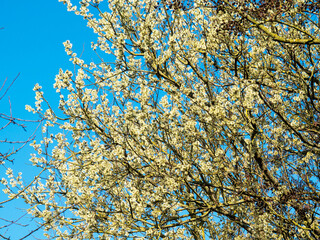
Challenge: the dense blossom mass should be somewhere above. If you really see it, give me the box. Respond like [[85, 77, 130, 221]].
[[2, 0, 320, 239]]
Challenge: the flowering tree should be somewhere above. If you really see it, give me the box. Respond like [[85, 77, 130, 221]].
[[3, 0, 320, 239]]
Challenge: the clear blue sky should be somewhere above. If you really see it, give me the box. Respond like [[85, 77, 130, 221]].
[[0, 1, 99, 238]]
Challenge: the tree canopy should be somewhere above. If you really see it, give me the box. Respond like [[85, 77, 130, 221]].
[[2, 0, 320, 239]]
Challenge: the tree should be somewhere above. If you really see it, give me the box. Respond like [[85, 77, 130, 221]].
[[3, 0, 320, 239]]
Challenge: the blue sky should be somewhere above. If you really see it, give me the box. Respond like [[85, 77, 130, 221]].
[[0, 1, 99, 238]]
